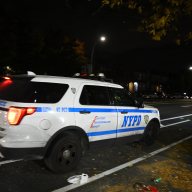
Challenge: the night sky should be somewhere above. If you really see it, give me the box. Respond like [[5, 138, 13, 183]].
[[0, 0, 192, 90]]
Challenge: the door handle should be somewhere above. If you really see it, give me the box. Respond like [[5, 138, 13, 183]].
[[121, 111, 128, 114], [79, 110, 91, 114]]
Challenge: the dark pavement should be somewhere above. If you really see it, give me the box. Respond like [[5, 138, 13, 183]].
[[71, 138, 192, 192]]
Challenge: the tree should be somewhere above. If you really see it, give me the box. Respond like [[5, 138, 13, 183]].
[[102, 0, 192, 44], [0, 14, 88, 76], [73, 39, 88, 73], [36, 31, 89, 76]]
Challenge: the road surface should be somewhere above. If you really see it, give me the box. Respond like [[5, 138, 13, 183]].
[[0, 100, 192, 192]]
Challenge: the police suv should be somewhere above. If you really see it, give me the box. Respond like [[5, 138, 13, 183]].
[[0, 74, 160, 172]]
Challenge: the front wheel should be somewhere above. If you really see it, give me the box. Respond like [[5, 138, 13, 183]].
[[142, 121, 160, 145], [44, 133, 82, 173]]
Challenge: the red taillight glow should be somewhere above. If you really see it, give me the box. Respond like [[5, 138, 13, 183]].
[[0, 77, 12, 91], [8, 107, 36, 125], [26, 107, 36, 115]]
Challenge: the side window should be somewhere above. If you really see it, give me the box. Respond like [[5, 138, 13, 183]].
[[111, 88, 135, 107], [80, 85, 111, 106]]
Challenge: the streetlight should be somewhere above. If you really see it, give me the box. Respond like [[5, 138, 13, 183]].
[[90, 35, 106, 73], [100, 36, 106, 42], [189, 66, 192, 70]]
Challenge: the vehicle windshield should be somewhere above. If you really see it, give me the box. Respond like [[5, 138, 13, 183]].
[[0, 77, 68, 103]]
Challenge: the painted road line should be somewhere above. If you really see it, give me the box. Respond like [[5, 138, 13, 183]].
[[161, 113, 192, 122], [161, 119, 191, 128], [181, 105, 192, 108], [0, 152, 4, 158], [0, 159, 22, 166], [52, 135, 192, 192]]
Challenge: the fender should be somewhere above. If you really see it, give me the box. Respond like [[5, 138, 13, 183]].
[[144, 118, 160, 132], [44, 126, 89, 156]]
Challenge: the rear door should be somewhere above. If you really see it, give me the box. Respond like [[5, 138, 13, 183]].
[[74, 84, 118, 142]]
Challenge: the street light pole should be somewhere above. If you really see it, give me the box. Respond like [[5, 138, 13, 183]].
[[90, 36, 106, 74], [90, 41, 97, 74]]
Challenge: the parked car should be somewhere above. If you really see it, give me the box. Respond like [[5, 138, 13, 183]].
[[0, 74, 161, 173]]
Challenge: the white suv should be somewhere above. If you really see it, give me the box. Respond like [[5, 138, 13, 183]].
[[0, 75, 160, 172]]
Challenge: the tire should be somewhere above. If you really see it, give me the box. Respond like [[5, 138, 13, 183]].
[[142, 121, 160, 145], [44, 133, 82, 173]]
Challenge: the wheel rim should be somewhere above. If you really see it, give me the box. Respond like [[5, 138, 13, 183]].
[[63, 149, 71, 159], [57, 144, 77, 166], [148, 126, 154, 137], [146, 123, 158, 139]]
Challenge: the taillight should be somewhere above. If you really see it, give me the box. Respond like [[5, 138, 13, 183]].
[[8, 107, 36, 125], [0, 77, 12, 91], [26, 107, 36, 115]]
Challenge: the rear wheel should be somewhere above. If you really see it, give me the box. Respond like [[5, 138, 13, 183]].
[[44, 133, 82, 173], [143, 121, 160, 145]]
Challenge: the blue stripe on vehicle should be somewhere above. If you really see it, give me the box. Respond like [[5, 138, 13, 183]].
[[87, 129, 117, 136], [0, 101, 7, 107], [117, 109, 157, 113], [117, 127, 145, 133], [87, 127, 145, 136], [35, 107, 157, 114], [68, 108, 157, 113], [68, 108, 117, 113], [36, 107, 52, 112]]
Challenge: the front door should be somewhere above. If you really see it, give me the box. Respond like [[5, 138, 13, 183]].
[[110, 88, 146, 138]]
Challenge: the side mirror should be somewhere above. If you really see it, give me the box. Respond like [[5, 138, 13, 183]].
[[135, 98, 144, 108]]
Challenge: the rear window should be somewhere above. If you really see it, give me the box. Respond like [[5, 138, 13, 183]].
[[0, 77, 69, 103]]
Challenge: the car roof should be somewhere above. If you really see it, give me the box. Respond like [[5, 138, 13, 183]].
[[11, 75, 123, 88]]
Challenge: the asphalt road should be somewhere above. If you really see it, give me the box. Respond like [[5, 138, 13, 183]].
[[0, 100, 192, 192]]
